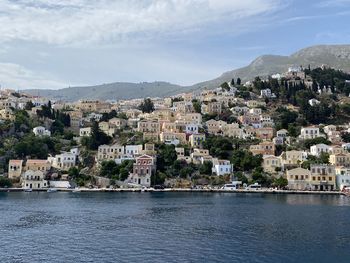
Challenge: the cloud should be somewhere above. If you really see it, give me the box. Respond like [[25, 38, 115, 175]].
[[0, 62, 69, 90], [317, 0, 350, 7], [0, 0, 282, 46]]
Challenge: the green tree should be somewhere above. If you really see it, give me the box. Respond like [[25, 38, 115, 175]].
[[203, 135, 233, 159], [68, 167, 80, 178], [139, 98, 155, 113], [179, 166, 194, 179], [234, 171, 248, 184], [119, 160, 134, 181], [273, 177, 288, 189], [14, 135, 60, 159], [231, 149, 262, 171], [81, 122, 112, 150], [0, 177, 12, 188], [24, 101, 34, 110], [156, 144, 177, 172], [275, 107, 298, 130], [199, 161, 213, 175], [100, 110, 118, 122], [100, 160, 120, 179], [151, 171, 166, 186], [51, 120, 65, 135], [192, 100, 202, 113], [220, 82, 230, 91], [341, 132, 350, 143], [14, 110, 31, 131], [251, 167, 271, 187]]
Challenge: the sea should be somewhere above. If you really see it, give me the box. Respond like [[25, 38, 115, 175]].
[[0, 192, 350, 263]]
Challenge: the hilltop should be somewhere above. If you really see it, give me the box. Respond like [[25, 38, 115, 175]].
[[23, 44, 350, 101]]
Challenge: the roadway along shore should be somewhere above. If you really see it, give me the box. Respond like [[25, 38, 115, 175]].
[[0, 188, 346, 195]]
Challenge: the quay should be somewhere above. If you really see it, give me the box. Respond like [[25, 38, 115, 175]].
[[0, 188, 345, 195]]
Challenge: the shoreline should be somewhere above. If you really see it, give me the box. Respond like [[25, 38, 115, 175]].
[[0, 188, 345, 196]]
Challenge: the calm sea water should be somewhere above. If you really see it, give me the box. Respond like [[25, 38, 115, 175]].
[[0, 192, 350, 263]]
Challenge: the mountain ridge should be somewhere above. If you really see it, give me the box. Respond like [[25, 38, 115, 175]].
[[23, 44, 350, 101]]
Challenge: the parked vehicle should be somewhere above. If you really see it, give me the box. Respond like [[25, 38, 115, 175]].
[[246, 183, 262, 190]]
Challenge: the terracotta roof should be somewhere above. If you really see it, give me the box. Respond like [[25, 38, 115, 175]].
[[26, 159, 49, 164], [9, 160, 23, 164]]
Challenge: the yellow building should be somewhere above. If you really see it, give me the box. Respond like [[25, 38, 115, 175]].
[[137, 120, 160, 133], [263, 155, 282, 174], [283, 150, 307, 167], [8, 160, 23, 179], [286, 167, 311, 190], [25, 160, 51, 174], [250, 141, 275, 156], [329, 153, 350, 167], [201, 101, 222, 115], [143, 132, 159, 142], [310, 164, 336, 191], [189, 134, 206, 148]]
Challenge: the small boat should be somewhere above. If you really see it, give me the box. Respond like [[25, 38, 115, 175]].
[[72, 188, 81, 193], [342, 186, 350, 196], [24, 188, 32, 192], [47, 188, 58, 193]]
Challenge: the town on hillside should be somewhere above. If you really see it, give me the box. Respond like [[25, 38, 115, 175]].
[[1, 65, 350, 193]]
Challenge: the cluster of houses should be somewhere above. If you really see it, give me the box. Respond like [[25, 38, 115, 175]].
[[8, 148, 78, 189], [1, 66, 350, 191]]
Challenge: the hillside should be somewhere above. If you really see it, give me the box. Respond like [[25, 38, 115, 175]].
[[191, 44, 350, 90], [23, 44, 350, 101], [24, 82, 191, 102]]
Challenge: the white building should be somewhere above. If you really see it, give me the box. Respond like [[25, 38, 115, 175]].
[[48, 149, 78, 170], [324, 125, 337, 135], [97, 144, 124, 161], [124, 145, 143, 158], [32, 98, 49, 107], [185, 123, 199, 135], [310, 144, 332, 156], [33, 126, 51, 137], [335, 167, 350, 190], [260, 88, 276, 98], [308, 98, 321, 106], [212, 158, 232, 176], [299, 126, 323, 140], [22, 170, 48, 189], [276, 129, 288, 138], [86, 112, 103, 122], [342, 143, 350, 151], [80, 127, 92, 137]]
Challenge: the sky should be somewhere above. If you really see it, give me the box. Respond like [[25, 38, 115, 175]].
[[0, 0, 349, 90]]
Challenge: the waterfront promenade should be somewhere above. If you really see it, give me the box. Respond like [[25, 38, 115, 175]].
[[0, 187, 345, 195]]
